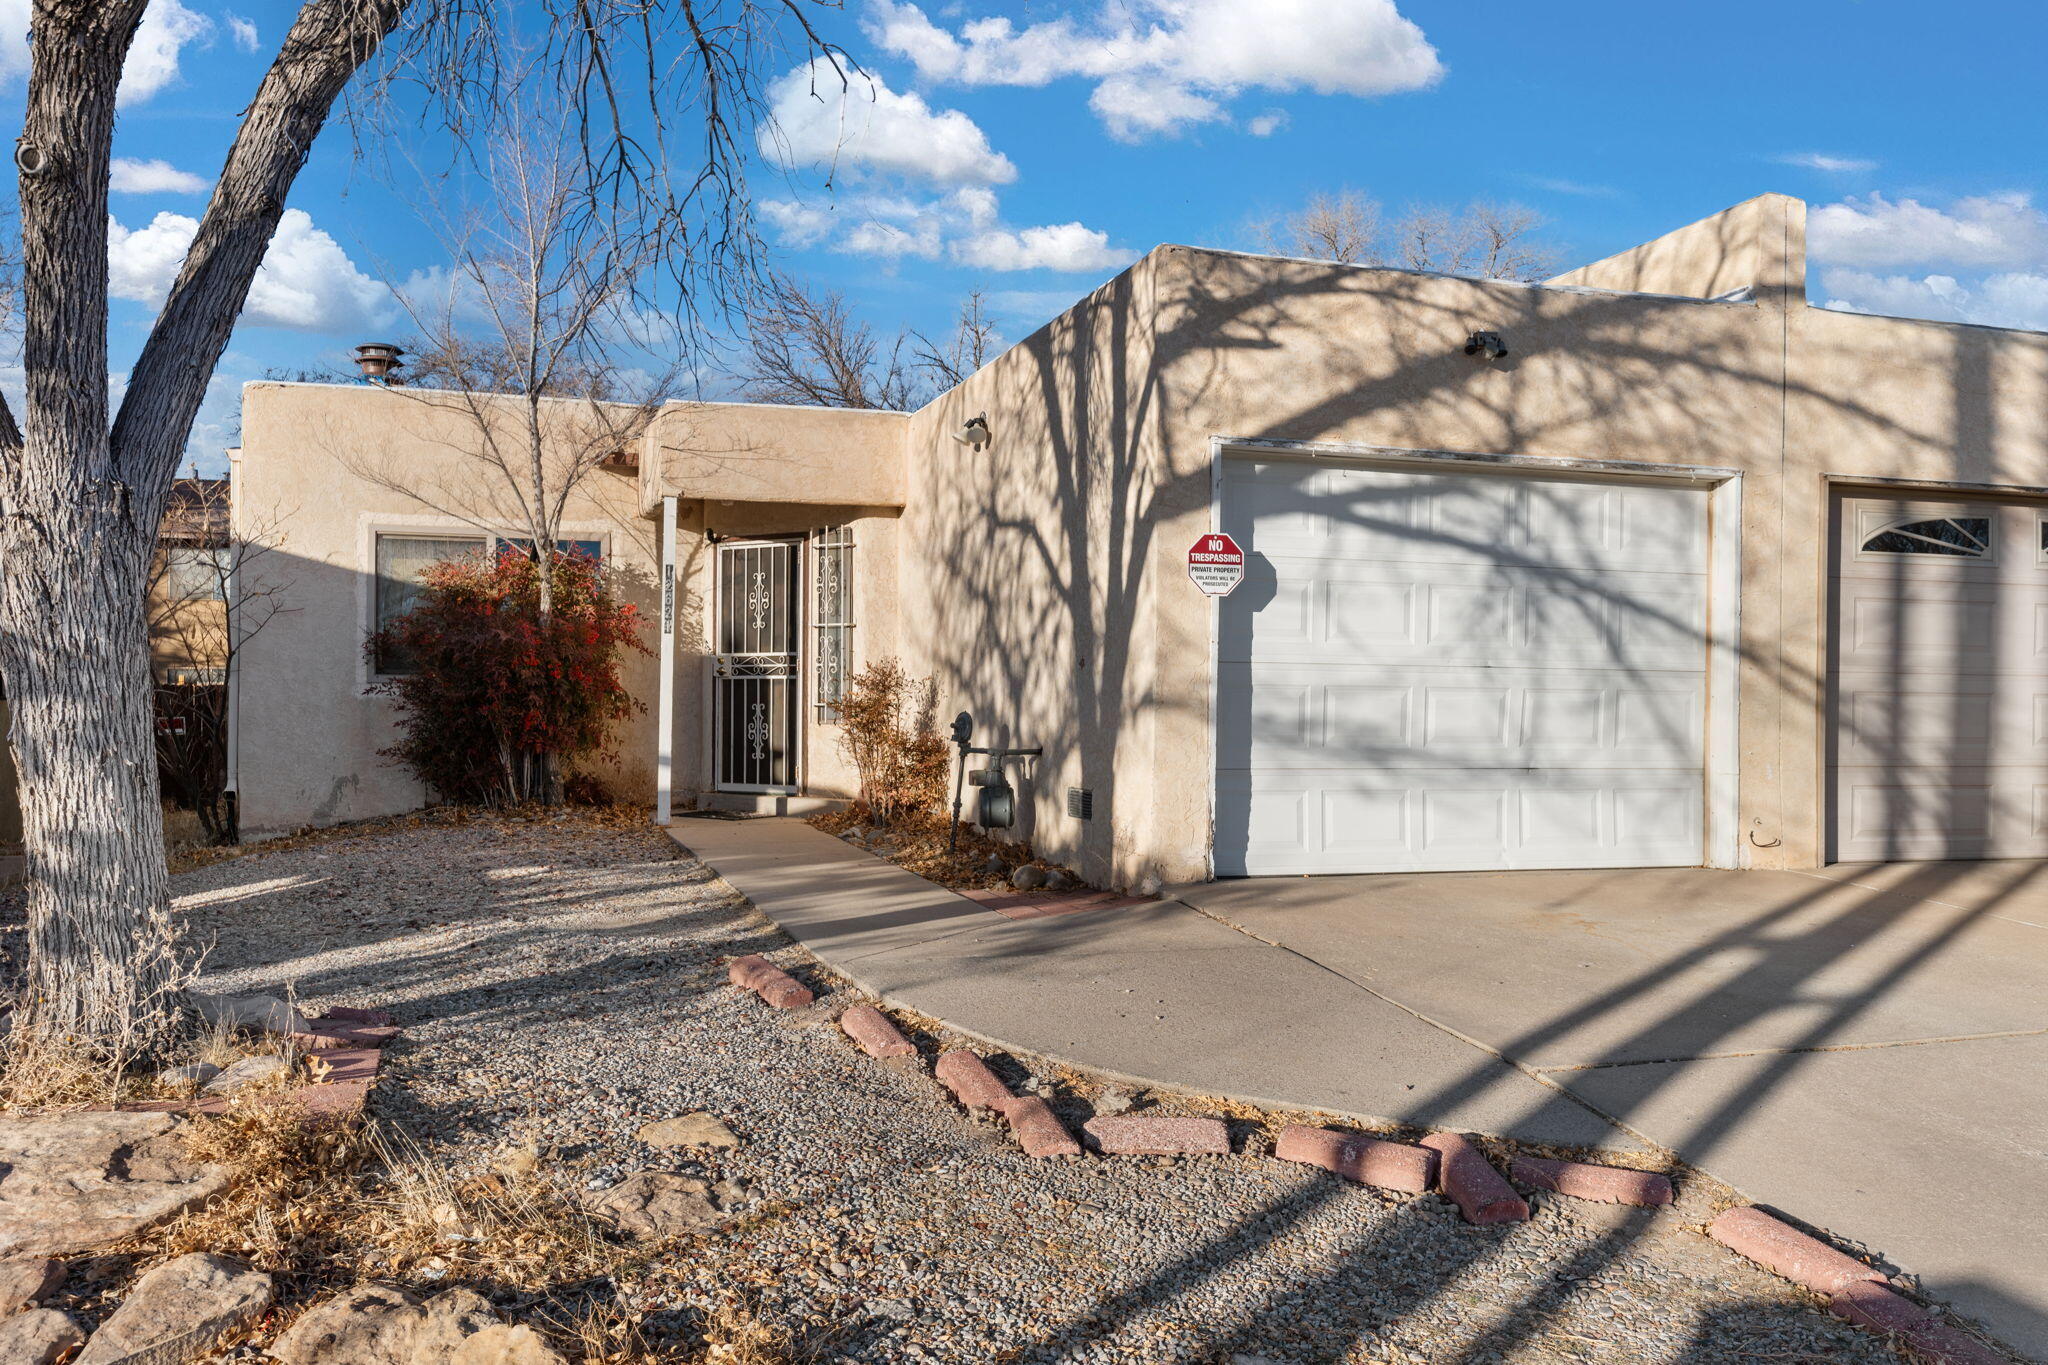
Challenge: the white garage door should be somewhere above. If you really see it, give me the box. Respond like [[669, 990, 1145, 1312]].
[[1830, 496, 2048, 862], [1214, 457, 1710, 876]]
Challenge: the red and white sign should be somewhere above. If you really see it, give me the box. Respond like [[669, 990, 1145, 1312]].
[[1187, 532, 1245, 596]]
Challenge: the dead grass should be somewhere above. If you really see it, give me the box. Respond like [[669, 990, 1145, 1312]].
[[807, 807, 1076, 893]]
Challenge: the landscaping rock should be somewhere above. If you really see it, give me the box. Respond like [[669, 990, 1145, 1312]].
[[155, 1062, 222, 1091], [189, 991, 309, 1037], [1418, 1132, 1529, 1226], [202, 1052, 290, 1095], [1275, 1125, 1437, 1194], [981, 854, 1005, 876], [0, 1308, 85, 1365], [1511, 1154, 1674, 1207], [268, 1284, 567, 1365], [1091, 1088, 1135, 1117], [838, 1005, 915, 1058], [1045, 868, 1077, 891], [1708, 1206, 1889, 1296], [1009, 864, 1047, 890], [934, 1050, 1012, 1111], [726, 955, 812, 1009], [0, 1112, 231, 1257], [580, 1172, 726, 1240], [0, 1257, 64, 1315], [76, 1252, 272, 1365], [636, 1114, 738, 1150], [1000, 1097, 1081, 1158], [1082, 1114, 1231, 1156]]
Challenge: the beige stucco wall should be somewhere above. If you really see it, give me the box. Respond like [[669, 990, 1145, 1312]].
[[645, 401, 908, 513], [234, 382, 660, 836], [231, 193, 2048, 883]]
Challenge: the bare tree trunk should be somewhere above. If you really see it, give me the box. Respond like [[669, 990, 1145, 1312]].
[[0, 0, 403, 1049], [0, 2, 175, 1048]]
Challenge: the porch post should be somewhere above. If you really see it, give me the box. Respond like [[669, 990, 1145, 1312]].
[[655, 494, 678, 825]]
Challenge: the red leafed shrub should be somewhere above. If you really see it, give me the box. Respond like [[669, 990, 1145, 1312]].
[[369, 546, 650, 805]]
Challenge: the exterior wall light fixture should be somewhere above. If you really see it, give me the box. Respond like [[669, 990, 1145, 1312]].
[[1463, 331, 1508, 361], [951, 413, 992, 449]]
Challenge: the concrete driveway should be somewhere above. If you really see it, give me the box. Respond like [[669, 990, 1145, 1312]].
[[1175, 862, 2048, 1362]]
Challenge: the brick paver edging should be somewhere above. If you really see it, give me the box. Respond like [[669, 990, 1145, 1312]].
[[724, 947, 2016, 1362]]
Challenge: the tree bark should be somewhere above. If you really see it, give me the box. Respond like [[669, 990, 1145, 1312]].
[[0, 0, 406, 1050]]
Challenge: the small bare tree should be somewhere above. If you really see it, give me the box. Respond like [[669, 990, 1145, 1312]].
[[912, 289, 998, 390], [146, 480, 295, 845], [739, 270, 919, 410], [1260, 191, 1561, 282], [347, 88, 682, 804], [740, 277, 999, 410]]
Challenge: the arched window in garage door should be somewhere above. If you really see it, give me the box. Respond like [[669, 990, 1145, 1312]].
[[1859, 516, 1991, 557]]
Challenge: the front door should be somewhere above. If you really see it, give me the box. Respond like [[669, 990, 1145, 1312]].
[[714, 539, 799, 792]]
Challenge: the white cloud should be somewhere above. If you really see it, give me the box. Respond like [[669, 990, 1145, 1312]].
[[1089, 75, 1223, 142], [1777, 152, 1876, 174], [108, 207, 393, 332], [762, 183, 1130, 274], [110, 157, 209, 195], [1246, 109, 1289, 138], [225, 13, 259, 53], [1809, 192, 2048, 272], [952, 222, 1134, 273], [865, 0, 1442, 142], [1821, 267, 2048, 333], [761, 58, 1016, 187], [119, 0, 212, 106]]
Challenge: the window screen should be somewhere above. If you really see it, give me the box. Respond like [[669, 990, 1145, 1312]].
[[814, 525, 855, 719], [374, 534, 485, 673]]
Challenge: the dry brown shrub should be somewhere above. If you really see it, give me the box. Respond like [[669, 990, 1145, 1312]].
[[834, 659, 949, 826]]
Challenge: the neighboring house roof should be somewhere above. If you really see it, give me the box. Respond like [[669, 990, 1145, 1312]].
[[162, 477, 231, 547]]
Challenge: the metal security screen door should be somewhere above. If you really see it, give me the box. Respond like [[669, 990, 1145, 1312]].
[[714, 540, 800, 792]]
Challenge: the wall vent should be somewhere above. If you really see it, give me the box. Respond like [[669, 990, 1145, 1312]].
[[1066, 786, 1093, 820]]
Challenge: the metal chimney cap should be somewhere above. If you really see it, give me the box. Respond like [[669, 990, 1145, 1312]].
[[352, 342, 407, 382]]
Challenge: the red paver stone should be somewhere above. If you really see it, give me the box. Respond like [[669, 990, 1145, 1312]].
[[1828, 1281, 1932, 1335], [838, 1005, 915, 1058], [1902, 1323, 2016, 1365], [1510, 1154, 1674, 1207], [1274, 1125, 1437, 1194], [1001, 1097, 1081, 1158], [1707, 1207, 1888, 1295], [728, 954, 813, 1009], [1419, 1132, 1529, 1225], [1081, 1114, 1231, 1156], [934, 1051, 1012, 1111], [289, 1022, 402, 1051]]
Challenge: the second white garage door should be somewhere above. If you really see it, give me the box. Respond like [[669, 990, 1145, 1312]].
[[1214, 457, 1711, 876]]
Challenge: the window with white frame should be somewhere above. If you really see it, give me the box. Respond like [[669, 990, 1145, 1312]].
[[813, 525, 855, 719]]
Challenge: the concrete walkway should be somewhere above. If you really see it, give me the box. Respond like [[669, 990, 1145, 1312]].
[[668, 818, 2045, 1362]]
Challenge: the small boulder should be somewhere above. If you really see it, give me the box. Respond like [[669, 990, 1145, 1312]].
[[76, 1252, 272, 1365], [1009, 865, 1047, 890], [981, 854, 1005, 876], [0, 1308, 85, 1365], [1091, 1088, 1136, 1117], [636, 1114, 738, 1150], [202, 1053, 290, 1095], [1045, 868, 1078, 891], [580, 1172, 727, 1241], [0, 1112, 231, 1257], [189, 992, 310, 1037], [155, 1062, 222, 1091], [0, 1256, 64, 1314], [269, 1284, 567, 1365]]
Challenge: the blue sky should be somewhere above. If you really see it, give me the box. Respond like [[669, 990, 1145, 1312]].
[[4, 0, 2046, 473]]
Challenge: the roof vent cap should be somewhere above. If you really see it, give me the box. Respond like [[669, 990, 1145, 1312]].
[[352, 342, 406, 384]]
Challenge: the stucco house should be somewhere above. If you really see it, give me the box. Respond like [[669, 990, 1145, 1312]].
[[228, 193, 2048, 888]]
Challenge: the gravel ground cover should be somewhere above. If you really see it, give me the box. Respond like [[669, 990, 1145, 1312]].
[[162, 810, 1907, 1364]]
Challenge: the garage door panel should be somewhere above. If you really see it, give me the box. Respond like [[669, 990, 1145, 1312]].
[[1217, 459, 1710, 876], [1224, 560, 1708, 671], [1212, 768, 1704, 876], [1829, 496, 2048, 862]]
